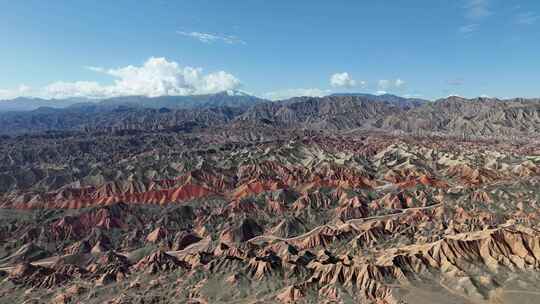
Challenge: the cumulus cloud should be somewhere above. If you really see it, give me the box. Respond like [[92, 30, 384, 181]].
[[330, 72, 357, 88], [0, 85, 32, 100], [177, 31, 246, 45], [395, 78, 406, 88], [378, 80, 390, 90], [377, 79, 406, 92], [4, 57, 242, 99], [377, 78, 407, 91], [263, 88, 331, 101]]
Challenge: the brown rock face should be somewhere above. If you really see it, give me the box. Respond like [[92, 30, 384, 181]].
[[172, 231, 202, 250], [146, 227, 168, 243], [133, 250, 190, 274], [9, 263, 70, 288], [220, 218, 263, 243], [276, 285, 304, 303]]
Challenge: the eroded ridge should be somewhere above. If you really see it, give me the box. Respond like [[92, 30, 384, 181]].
[[1, 133, 540, 303]]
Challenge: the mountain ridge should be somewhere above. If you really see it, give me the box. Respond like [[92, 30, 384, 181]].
[[2, 94, 540, 138], [0, 91, 267, 113]]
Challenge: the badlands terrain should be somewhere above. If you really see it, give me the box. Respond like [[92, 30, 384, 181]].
[[1, 94, 540, 303]]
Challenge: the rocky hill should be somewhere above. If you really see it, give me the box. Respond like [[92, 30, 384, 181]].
[[235, 95, 402, 130], [382, 96, 540, 137], [0, 91, 266, 112], [1, 128, 540, 303], [331, 92, 428, 109], [1, 94, 540, 303], [3, 94, 540, 138]]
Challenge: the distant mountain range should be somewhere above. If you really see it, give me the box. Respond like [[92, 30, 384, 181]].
[[0, 91, 267, 112], [0, 97, 89, 112], [1, 92, 540, 138], [0, 92, 429, 112], [0, 91, 426, 113]]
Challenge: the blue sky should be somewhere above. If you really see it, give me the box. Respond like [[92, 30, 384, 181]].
[[0, 0, 539, 100]]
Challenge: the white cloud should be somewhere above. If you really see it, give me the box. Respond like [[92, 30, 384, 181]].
[[84, 66, 106, 73], [0, 84, 32, 100], [199, 71, 242, 94], [6, 57, 242, 99], [378, 80, 390, 90], [403, 93, 423, 98], [395, 78, 406, 88], [177, 31, 246, 45], [516, 12, 539, 25], [463, 0, 492, 20], [330, 72, 357, 88], [1, 58, 241, 99], [377, 78, 406, 92], [263, 88, 331, 101], [375, 90, 387, 95]]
